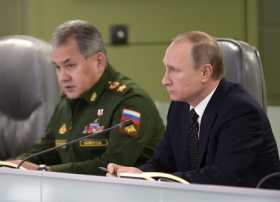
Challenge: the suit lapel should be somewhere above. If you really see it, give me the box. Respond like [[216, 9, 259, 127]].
[[198, 79, 227, 167], [198, 104, 217, 166], [180, 103, 191, 169]]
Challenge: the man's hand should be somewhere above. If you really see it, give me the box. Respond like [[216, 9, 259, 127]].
[[106, 163, 142, 177], [8, 160, 39, 170]]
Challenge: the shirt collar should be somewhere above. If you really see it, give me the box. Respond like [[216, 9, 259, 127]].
[[190, 85, 218, 124]]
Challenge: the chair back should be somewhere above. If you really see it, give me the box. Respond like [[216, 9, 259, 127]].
[[0, 35, 59, 159], [217, 38, 267, 111]]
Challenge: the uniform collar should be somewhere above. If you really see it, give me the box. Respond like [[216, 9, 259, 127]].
[[68, 64, 115, 105]]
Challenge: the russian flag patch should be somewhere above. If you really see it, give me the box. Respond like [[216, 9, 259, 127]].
[[120, 109, 141, 137], [121, 109, 141, 125]]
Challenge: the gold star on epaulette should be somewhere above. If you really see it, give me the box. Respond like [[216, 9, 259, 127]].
[[117, 84, 128, 94], [109, 81, 120, 90], [59, 124, 67, 135], [90, 92, 97, 102]]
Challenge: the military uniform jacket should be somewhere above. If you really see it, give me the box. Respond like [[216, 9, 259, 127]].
[[22, 64, 164, 175]]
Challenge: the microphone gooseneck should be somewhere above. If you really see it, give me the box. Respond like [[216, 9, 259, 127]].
[[16, 119, 134, 169], [120, 119, 134, 128], [256, 171, 280, 188]]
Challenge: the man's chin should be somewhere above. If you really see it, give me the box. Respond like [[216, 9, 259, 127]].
[[169, 95, 184, 102], [168, 94, 178, 101], [64, 92, 80, 100]]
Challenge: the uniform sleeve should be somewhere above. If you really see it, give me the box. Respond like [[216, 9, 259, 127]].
[[17, 132, 61, 165], [16, 111, 61, 165], [50, 95, 164, 175]]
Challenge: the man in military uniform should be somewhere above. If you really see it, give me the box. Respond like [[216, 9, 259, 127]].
[[9, 20, 164, 175]]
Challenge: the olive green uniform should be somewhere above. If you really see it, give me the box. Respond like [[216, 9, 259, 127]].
[[20, 65, 164, 175]]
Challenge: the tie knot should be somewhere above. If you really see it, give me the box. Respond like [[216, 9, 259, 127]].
[[190, 109, 199, 123]]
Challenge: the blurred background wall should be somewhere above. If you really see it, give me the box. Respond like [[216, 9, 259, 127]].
[[0, 0, 279, 149]]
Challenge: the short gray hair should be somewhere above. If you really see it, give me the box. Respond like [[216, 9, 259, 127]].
[[52, 20, 107, 57], [173, 31, 224, 80]]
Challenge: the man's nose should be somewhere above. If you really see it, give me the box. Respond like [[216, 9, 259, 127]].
[[58, 69, 71, 81], [161, 71, 170, 86]]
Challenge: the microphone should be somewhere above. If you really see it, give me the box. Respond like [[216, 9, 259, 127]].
[[16, 119, 134, 169]]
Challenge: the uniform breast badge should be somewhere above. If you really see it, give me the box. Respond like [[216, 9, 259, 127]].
[[58, 123, 67, 135], [80, 120, 106, 148], [82, 120, 104, 135], [90, 92, 97, 102], [97, 108, 104, 116], [80, 139, 109, 147]]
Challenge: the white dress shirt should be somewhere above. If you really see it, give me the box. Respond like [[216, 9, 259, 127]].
[[189, 86, 218, 138]]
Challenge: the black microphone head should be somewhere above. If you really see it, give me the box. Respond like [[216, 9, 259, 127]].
[[120, 119, 134, 128]]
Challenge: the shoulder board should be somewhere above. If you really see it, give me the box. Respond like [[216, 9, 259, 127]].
[[108, 81, 129, 95]]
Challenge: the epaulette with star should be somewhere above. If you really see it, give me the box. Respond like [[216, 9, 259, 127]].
[[108, 81, 129, 95]]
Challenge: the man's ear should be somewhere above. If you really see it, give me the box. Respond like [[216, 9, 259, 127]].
[[201, 64, 213, 82], [87, 52, 107, 72], [95, 52, 107, 70]]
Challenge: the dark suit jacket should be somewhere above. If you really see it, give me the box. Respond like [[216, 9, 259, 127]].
[[141, 79, 280, 187]]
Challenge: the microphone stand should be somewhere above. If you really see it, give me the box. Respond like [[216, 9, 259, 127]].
[[16, 119, 133, 169]]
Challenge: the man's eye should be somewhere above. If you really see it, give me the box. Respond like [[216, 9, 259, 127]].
[[168, 67, 177, 73], [66, 63, 76, 69], [55, 65, 60, 70]]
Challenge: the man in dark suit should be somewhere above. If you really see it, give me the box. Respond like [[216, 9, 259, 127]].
[[107, 31, 280, 187]]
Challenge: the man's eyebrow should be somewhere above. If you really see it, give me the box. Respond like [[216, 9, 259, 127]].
[[163, 60, 175, 69], [52, 58, 71, 66], [61, 58, 71, 65], [165, 64, 177, 70]]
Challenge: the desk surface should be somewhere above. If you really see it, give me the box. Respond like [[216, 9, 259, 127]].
[[0, 168, 279, 202]]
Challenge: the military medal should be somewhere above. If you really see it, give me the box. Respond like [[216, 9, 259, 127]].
[[83, 119, 104, 135]]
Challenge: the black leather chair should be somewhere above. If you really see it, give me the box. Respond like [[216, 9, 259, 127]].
[[218, 39, 280, 189], [0, 35, 59, 160], [217, 38, 267, 111]]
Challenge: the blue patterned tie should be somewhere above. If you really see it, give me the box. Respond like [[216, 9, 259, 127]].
[[189, 109, 199, 169]]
